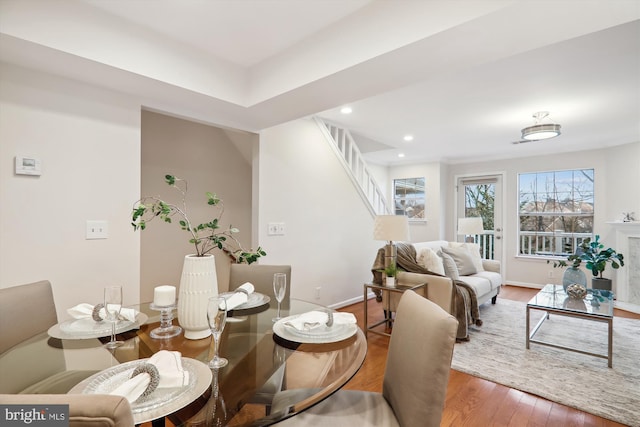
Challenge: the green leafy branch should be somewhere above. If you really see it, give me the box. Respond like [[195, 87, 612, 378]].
[[132, 175, 266, 263]]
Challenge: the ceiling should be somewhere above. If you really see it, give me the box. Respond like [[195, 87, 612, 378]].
[[1, 0, 638, 165]]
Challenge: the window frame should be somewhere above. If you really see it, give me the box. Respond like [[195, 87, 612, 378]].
[[517, 168, 594, 259], [393, 177, 425, 221]]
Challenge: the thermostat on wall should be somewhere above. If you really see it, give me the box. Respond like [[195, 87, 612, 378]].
[[15, 156, 42, 176]]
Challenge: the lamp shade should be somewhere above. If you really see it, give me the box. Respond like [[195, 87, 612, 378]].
[[457, 217, 484, 235], [373, 215, 410, 242]]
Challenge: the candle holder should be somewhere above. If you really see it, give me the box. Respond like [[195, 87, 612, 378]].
[[149, 302, 182, 339]]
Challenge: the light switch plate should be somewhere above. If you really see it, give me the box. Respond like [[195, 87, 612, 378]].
[[86, 220, 108, 239]]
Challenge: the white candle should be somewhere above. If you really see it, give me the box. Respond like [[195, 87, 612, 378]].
[[154, 285, 176, 307]]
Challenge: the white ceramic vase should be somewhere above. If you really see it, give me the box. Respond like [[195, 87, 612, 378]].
[[178, 254, 218, 340], [386, 276, 396, 288]]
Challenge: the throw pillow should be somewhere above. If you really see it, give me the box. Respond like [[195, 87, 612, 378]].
[[449, 242, 484, 272], [438, 250, 460, 280], [441, 245, 478, 276], [417, 247, 445, 275]]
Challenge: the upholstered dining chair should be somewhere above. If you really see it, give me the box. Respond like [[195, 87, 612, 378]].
[[0, 280, 98, 394], [271, 290, 458, 427], [0, 280, 58, 354], [229, 264, 292, 310], [228, 264, 292, 412], [0, 394, 134, 427]]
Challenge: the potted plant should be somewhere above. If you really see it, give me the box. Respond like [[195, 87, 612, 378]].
[[384, 261, 398, 288], [132, 174, 266, 339], [575, 235, 624, 291], [132, 174, 265, 263], [551, 235, 624, 291]]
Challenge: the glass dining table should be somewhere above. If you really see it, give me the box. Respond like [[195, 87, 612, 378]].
[[0, 298, 367, 426]]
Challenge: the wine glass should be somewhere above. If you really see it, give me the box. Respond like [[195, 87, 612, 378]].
[[272, 273, 287, 322], [104, 285, 124, 349], [207, 296, 228, 368]]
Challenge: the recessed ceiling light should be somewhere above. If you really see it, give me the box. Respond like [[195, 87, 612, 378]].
[[403, 135, 414, 142], [340, 107, 352, 114], [398, 153, 405, 158]]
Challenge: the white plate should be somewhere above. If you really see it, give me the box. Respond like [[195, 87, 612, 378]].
[[273, 314, 358, 344], [69, 357, 211, 424], [220, 291, 270, 314], [47, 312, 148, 340]]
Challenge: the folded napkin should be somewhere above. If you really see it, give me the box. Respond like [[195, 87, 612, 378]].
[[225, 282, 255, 310], [109, 350, 190, 403], [67, 303, 137, 322], [284, 311, 356, 331]]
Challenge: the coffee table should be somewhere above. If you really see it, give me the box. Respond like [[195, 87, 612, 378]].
[[526, 284, 614, 367]]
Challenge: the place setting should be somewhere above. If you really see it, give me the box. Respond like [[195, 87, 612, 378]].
[[47, 285, 148, 341], [264, 273, 356, 349], [69, 349, 211, 424], [218, 281, 270, 318]]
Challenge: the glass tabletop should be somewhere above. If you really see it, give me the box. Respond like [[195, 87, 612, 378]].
[[527, 284, 614, 318], [0, 298, 367, 427]]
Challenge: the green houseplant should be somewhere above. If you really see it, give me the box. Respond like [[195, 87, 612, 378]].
[[132, 174, 265, 263], [383, 260, 398, 287], [575, 235, 624, 290], [131, 174, 266, 339], [551, 235, 624, 291]]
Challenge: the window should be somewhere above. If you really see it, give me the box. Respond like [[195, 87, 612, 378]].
[[393, 177, 425, 220], [518, 169, 594, 257]]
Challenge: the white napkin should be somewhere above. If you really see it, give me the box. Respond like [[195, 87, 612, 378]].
[[284, 311, 356, 331], [225, 282, 255, 310], [67, 303, 137, 322], [109, 350, 189, 403]]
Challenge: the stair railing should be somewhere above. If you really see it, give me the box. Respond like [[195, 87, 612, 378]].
[[314, 117, 390, 217]]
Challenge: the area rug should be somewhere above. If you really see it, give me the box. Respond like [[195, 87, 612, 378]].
[[451, 298, 640, 426]]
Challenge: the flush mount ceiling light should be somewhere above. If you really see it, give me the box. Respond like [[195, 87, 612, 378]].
[[521, 111, 561, 141], [403, 135, 414, 142], [340, 106, 352, 114]]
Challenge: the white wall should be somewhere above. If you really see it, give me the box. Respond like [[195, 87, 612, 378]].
[[259, 118, 382, 307], [0, 64, 141, 320], [444, 142, 640, 290]]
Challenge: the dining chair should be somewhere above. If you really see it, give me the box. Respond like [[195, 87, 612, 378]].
[[0, 280, 58, 354], [0, 394, 134, 427], [229, 264, 292, 310], [0, 280, 98, 394], [228, 264, 292, 412], [271, 290, 458, 427]]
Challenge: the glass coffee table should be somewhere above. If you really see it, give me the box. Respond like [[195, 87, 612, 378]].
[[526, 284, 614, 367]]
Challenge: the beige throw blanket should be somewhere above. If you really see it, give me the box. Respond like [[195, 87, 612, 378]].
[[371, 243, 482, 341]]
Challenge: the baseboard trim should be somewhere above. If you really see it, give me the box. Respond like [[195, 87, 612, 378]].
[[505, 281, 545, 289], [329, 291, 377, 310]]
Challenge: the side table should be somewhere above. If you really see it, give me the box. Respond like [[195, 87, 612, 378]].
[[363, 282, 427, 339]]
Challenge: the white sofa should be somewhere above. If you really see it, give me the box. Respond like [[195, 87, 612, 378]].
[[393, 240, 502, 315]]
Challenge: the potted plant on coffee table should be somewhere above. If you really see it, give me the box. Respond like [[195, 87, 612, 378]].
[[572, 235, 624, 291]]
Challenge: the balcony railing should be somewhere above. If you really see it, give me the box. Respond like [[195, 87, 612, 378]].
[[519, 231, 591, 257], [467, 231, 495, 260]]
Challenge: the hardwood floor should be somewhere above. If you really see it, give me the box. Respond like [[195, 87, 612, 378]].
[[339, 285, 637, 427]]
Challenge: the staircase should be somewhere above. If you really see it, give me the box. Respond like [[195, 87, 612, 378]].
[[315, 117, 390, 217]]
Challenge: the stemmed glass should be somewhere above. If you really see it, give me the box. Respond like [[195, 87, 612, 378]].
[[207, 296, 228, 369], [104, 285, 124, 349], [272, 273, 287, 322]]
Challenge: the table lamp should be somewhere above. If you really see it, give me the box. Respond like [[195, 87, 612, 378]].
[[458, 217, 484, 243], [373, 215, 410, 272]]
